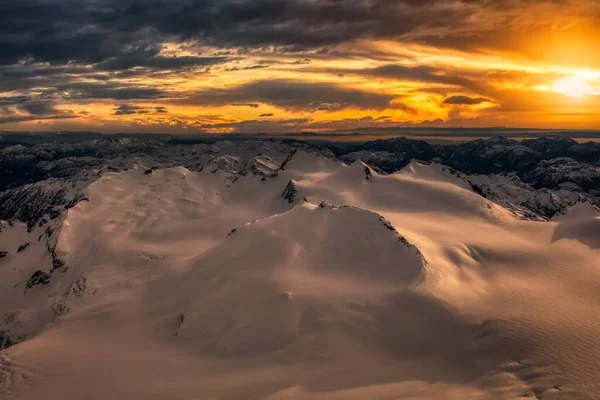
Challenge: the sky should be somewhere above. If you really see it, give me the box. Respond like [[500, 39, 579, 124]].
[[1, 0, 600, 135]]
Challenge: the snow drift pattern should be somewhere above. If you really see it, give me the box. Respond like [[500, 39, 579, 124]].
[[0, 142, 598, 399]]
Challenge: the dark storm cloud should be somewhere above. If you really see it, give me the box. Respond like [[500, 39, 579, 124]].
[[0, 65, 91, 80], [0, 0, 545, 68], [181, 80, 394, 111], [56, 82, 169, 100], [0, 0, 580, 99], [359, 65, 475, 89], [0, 0, 591, 130], [0, 114, 77, 124], [0, 100, 79, 124], [113, 104, 143, 115], [0, 78, 170, 115], [0, 63, 176, 102], [0, 91, 80, 123], [95, 56, 229, 72], [19, 102, 59, 115], [0, 96, 29, 107], [0, 65, 91, 93], [319, 63, 499, 95], [443, 95, 491, 105]]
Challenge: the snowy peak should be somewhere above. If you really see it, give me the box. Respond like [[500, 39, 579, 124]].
[[174, 202, 428, 355], [0, 136, 600, 399], [341, 136, 600, 200], [466, 172, 599, 220], [395, 160, 599, 221]]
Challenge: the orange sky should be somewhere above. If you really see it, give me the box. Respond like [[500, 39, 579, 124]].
[[1, 0, 600, 134]]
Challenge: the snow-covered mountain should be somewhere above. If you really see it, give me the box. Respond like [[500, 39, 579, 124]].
[[0, 137, 599, 399], [340, 136, 600, 194]]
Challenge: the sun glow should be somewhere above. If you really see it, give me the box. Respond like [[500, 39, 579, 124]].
[[552, 72, 600, 98]]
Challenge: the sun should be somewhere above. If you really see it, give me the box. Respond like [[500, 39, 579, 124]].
[[552, 72, 600, 98]]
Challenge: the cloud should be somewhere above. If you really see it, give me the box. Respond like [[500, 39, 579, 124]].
[[57, 82, 169, 100], [2, 0, 593, 67], [0, 1, 434, 65], [112, 104, 170, 115], [0, 96, 79, 125], [0, 114, 77, 124], [443, 96, 491, 105], [19, 102, 59, 116], [232, 103, 261, 108], [181, 79, 394, 111], [191, 115, 445, 134], [259, 113, 274, 117], [0, 0, 598, 131], [95, 56, 229, 72], [325, 63, 543, 96], [0, 96, 29, 106], [224, 64, 270, 72], [194, 118, 311, 134], [358, 64, 474, 88]]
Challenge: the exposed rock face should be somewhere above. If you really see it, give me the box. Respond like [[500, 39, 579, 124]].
[[70, 277, 87, 297], [0, 185, 76, 232], [379, 216, 396, 231], [377, 215, 427, 261], [467, 173, 595, 220], [318, 201, 334, 209], [17, 242, 31, 253], [364, 166, 373, 180], [0, 311, 27, 350], [26, 271, 51, 289], [523, 158, 600, 194], [278, 149, 297, 171], [0, 331, 27, 350], [144, 167, 157, 176], [282, 180, 298, 204]]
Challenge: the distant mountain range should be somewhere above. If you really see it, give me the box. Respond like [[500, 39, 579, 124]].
[[2, 134, 598, 194]]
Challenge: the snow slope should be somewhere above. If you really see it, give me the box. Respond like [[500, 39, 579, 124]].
[[0, 150, 599, 399]]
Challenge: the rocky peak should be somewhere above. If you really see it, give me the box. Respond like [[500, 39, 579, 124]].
[[282, 180, 298, 204]]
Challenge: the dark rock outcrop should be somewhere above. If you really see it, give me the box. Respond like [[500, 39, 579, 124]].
[[17, 242, 31, 253], [282, 180, 298, 204], [0, 331, 27, 350], [26, 270, 51, 288], [364, 166, 373, 180]]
